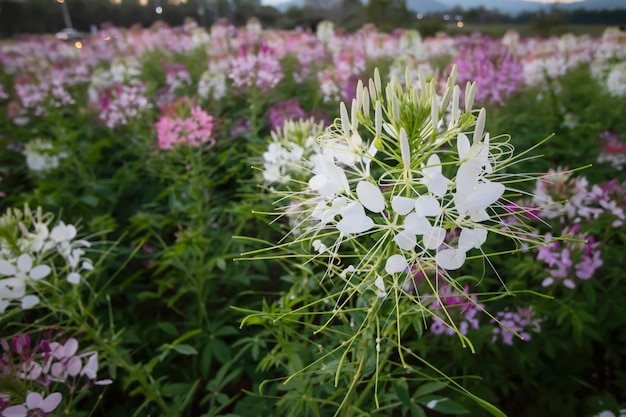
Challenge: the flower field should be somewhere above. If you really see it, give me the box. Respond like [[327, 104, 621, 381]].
[[0, 19, 625, 417]]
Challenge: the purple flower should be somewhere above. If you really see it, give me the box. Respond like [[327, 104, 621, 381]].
[[537, 225, 602, 289], [452, 35, 523, 106], [492, 307, 541, 345], [267, 99, 305, 130]]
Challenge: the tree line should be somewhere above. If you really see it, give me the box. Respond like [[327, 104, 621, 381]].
[[0, 0, 624, 38]]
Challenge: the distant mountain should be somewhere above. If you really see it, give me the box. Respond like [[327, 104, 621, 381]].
[[265, 0, 626, 14], [560, 0, 626, 10], [406, 0, 448, 13], [433, 0, 626, 15]]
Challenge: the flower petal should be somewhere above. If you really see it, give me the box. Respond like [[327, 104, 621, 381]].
[[404, 213, 431, 235], [67, 356, 82, 377], [1, 405, 28, 417], [356, 181, 385, 213], [385, 254, 408, 275], [81, 352, 99, 379], [400, 128, 411, 167], [457, 133, 470, 160], [336, 202, 374, 234], [415, 195, 442, 217], [0, 259, 16, 276], [17, 254, 33, 273], [67, 272, 81, 285], [29, 265, 51, 281], [21, 295, 39, 310], [64, 338, 79, 357], [391, 196, 415, 215], [422, 226, 446, 250], [26, 392, 43, 410], [40, 392, 62, 413], [394, 231, 416, 251], [459, 228, 488, 250], [95, 379, 113, 385], [464, 181, 505, 210], [436, 248, 466, 270], [374, 275, 386, 298]]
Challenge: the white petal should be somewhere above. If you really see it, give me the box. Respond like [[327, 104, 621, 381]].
[[464, 181, 505, 209], [17, 254, 33, 273], [50, 223, 76, 242], [309, 175, 336, 196], [340, 101, 350, 136], [0, 259, 16, 276], [457, 133, 470, 159], [455, 160, 481, 192], [394, 231, 416, 251], [29, 265, 51, 281], [67, 272, 81, 285], [374, 275, 386, 298], [385, 254, 408, 274], [391, 196, 415, 215], [415, 195, 442, 217], [459, 228, 488, 250], [422, 226, 446, 250], [427, 173, 451, 198], [356, 181, 385, 213], [436, 248, 467, 270], [400, 128, 410, 167], [469, 208, 490, 222], [425, 154, 441, 172], [337, 202, 374, 234], [21, 295, 39, 310], [404, 213, 432, 235]]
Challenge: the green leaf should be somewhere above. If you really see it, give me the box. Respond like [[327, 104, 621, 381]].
[[410, 403, 426, 417], [156, 322, 178, 336], [173, 344, 198, 355], [173, 328, 202, 345], [394, 379, 411, 409], [414, 381, 449, 398], [212, 339, 232, 364]]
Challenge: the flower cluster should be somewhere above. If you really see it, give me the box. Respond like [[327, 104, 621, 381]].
[[318, 51, 365, 103], [537, 225, 603, 289], [429, 283, 483, 337], [262, 67, 543, 331], [22, 139, 67, 174], [0, 206, 93, 314], [491, 307, 542, 345], [452, 35, 524, 106], [155, 98, 215, 150], [262, 118, 325, 185], [597, 130, 626, 170], [532, 168, 626, 226], [92, 81, 151, 129], [605, 61, 626, 97], [0, 334, 111, 416], [267, 99, 306, 131], [228, 45, 283, 93]]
